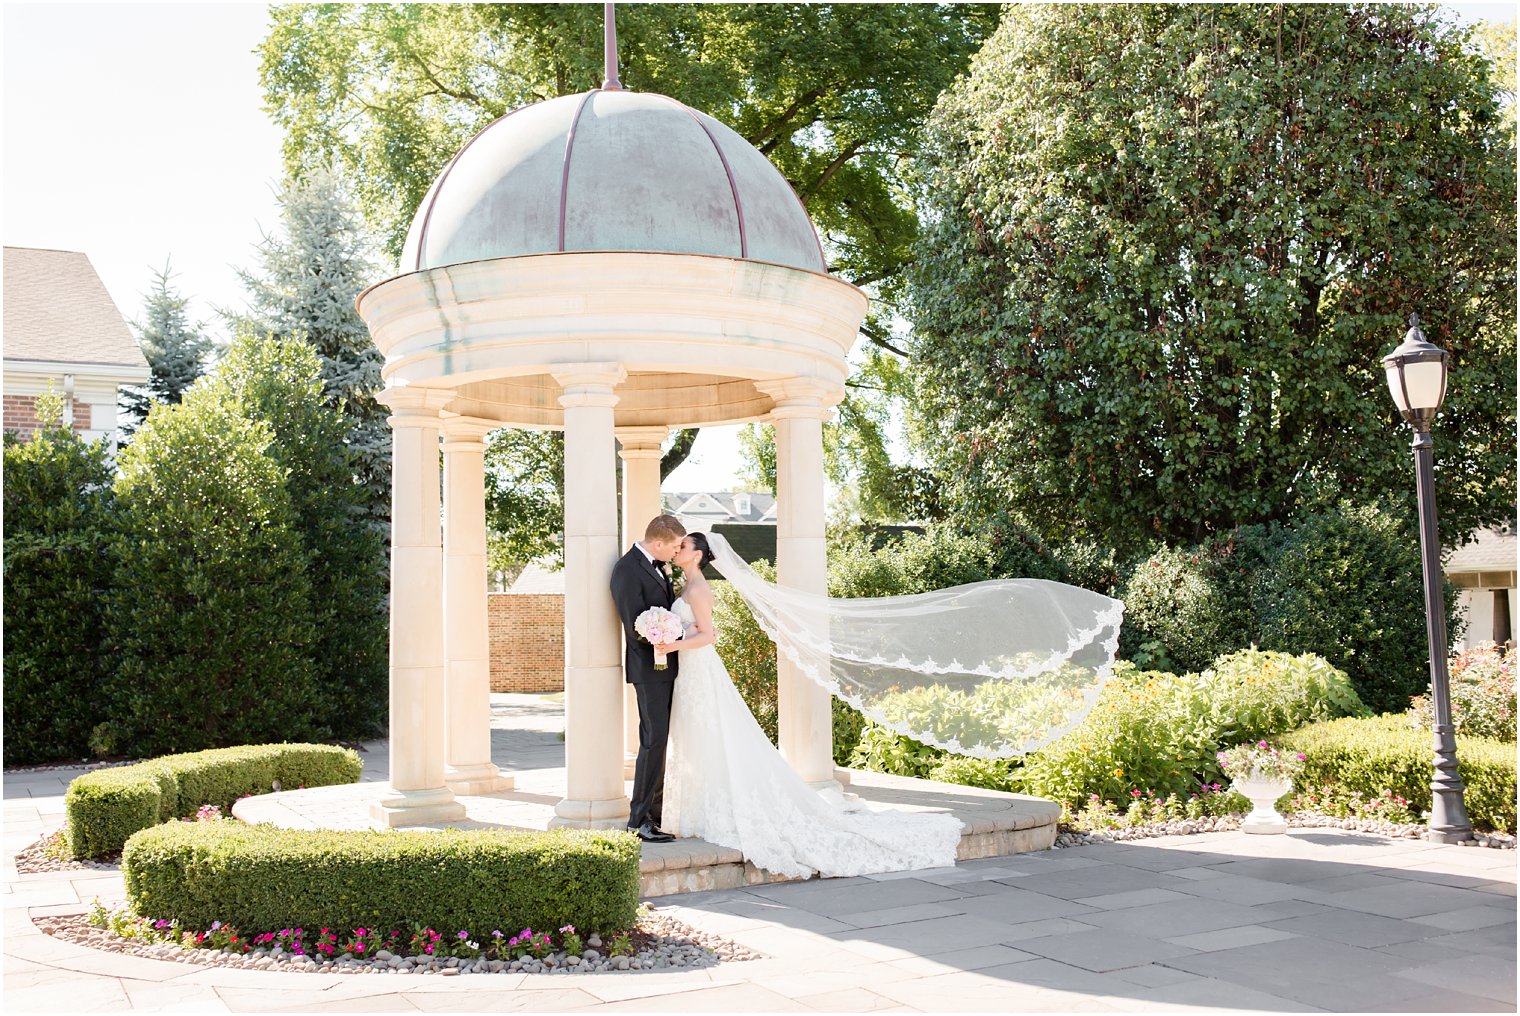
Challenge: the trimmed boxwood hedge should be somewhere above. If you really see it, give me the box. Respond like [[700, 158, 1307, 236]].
[[121, 822, 641, 935], [1280, 714, 1517, 833], [65, 743, 361, 858]]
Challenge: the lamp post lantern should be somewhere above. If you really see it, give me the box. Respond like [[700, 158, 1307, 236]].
[[1381, 313, 1473, 844]]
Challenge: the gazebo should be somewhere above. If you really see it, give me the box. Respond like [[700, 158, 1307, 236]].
[[355, 29, 868, 829]]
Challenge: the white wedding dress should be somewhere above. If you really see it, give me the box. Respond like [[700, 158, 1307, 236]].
[[662, 596, 965, 879]]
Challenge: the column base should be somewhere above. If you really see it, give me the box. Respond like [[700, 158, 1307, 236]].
[[549, 795, 630, 830], [444, 764, 515, 796], [1427, 827, 1475, 844], [808, 778, 844, 795], [369, 785, 467, 828]]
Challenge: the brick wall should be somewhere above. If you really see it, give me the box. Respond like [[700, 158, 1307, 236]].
[[3, 394, 90, 439], [488, 592, 565, 692]]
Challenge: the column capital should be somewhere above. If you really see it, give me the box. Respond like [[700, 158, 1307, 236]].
[[615, 425, 669, 459], [440, 414, 497, 450], [552, 363, 626, 410], [377, 386, 455, 424], [755, 377, 837, 420]]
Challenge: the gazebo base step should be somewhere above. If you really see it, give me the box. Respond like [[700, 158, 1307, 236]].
[[638, 767, 1059, 898]]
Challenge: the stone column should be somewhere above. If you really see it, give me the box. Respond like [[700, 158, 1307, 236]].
[[757, 378, 838, 789], [441, 415, 513, 796], [371, 387, 467, 827], [550, 364, 631, 828], [616, 426, 669, 778]]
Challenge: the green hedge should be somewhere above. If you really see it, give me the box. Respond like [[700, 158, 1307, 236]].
[[121, 823, 641, 935], [65, 743, 362, 858], [1280, 714, 1516, 833], [1010, 649, 1367, 806], [3, 421, 117, 764]]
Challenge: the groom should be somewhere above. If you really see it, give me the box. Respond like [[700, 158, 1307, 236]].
[[609, 514, 687, 843]]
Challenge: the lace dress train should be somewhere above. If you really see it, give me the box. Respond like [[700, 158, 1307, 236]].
[[662, 599, 964, 879]]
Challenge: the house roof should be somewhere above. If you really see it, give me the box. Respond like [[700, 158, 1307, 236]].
[[3, 247, 147, 368], [1446, 527, 1517, 573], [663, 490, 776, 524]]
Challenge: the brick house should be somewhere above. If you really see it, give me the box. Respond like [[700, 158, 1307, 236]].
[[3, 247, 150, 443]]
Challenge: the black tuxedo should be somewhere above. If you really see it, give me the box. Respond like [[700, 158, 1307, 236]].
[[609, 544, 679, 829]]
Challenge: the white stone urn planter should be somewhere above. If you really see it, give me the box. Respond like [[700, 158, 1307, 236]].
[[1232, 774, 1291, 834]]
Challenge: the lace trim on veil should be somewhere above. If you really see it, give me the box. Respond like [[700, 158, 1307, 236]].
[[702, 531, 1126, 760]]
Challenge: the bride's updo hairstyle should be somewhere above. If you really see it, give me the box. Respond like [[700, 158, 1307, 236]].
[[688, 532, 716, 569]]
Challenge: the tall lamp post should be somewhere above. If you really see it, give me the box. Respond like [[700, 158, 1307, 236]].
[[1382, 313, 1473, 844]]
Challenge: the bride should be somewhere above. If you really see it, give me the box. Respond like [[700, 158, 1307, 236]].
[[650, 530, 1124, 880], [655, 531, 962, 878]]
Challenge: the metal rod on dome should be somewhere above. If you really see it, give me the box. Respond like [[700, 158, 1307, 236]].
[[602, 2, 622, 90]]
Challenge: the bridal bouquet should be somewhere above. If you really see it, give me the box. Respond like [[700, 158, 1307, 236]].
[[634, 606, 683, 670]]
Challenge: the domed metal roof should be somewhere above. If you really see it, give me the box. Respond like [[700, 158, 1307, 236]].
[[400, 89, 826, 274]]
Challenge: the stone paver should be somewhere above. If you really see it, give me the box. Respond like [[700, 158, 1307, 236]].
[[3, 692, 1515, 1013]]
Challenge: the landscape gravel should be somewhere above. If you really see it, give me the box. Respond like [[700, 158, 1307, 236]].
[[34, 910, 762, 976], [1056, 812, 1516, 848]]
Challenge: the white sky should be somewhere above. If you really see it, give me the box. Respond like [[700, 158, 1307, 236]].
[[3, 1, 1513, 492]]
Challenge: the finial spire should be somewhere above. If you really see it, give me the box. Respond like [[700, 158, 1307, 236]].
[[602, 2, 623, 91]]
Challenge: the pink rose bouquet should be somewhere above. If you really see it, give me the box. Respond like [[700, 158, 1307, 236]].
[[635, 606, 684, 669]]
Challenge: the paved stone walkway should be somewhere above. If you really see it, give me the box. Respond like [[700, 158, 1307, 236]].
[[5, 695, 1516, 1012]]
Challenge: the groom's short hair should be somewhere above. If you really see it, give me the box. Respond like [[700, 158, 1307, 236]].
[[645, 515, 687, 542]]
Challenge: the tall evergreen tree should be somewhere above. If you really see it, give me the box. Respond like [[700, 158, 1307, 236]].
[[120, 262, 211, 432], [232, 170, 389, 531]]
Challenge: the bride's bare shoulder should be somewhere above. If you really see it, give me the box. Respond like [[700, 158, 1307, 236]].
[[683, 578, 714, 607]]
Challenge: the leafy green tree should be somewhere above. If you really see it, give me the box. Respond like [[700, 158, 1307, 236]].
[[2, 389, 116, 763], [199, 332, 388, 740], [909, 3, 1517, 553], [259, 2, 999, 501], [231, 171, 389, 532], [101, 390, 320, 758], [120, 263, 212, 432], [1472, 18, 1516, 133], [485, 428, 564, 576]]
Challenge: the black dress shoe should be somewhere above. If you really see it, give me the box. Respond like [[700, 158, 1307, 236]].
[[630, 822, 675, 843]]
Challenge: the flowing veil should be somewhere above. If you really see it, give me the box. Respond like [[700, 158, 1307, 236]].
[[702, 532, 1124, 759]]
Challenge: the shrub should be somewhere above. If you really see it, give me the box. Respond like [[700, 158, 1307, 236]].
[[713, 560, 779, 745], [1118, 545, 1235, 674], [1050, 541, 1124, 597], [828, 520, 1066, 600], [99, 395, 320, 758], [201, 333, 387, 741], [1280, 714, 1516, 833], [121, 822, 640, 935], [831, 699, 868, 767], [2, 404, 116, 764], [1253, 502, 1461, 715], [1011, 650, 1366, 808], [1410, 641, 1516, 742], [927, 754, 1018, 793], [65, 743, 361, 858], [847, 724, 942, 779], [1117, 528, 1272, 674]]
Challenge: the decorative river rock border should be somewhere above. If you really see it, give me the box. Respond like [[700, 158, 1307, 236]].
[[35, 911, 762, 975]]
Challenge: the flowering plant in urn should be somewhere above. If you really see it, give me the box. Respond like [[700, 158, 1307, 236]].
[[635, 606, 684, 670], [1216, 741, 1305, 783], [1218, 741, 1303, 835]]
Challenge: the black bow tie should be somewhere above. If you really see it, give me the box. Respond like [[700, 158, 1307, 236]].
[[643, 552, 668, 584]]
